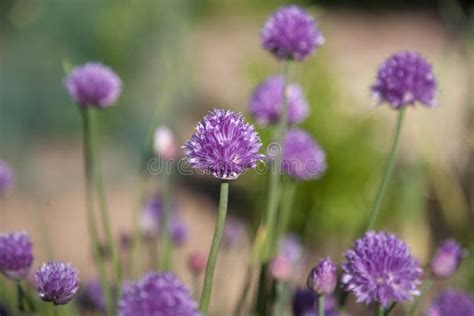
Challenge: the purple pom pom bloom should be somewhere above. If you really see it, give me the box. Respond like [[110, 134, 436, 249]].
[[35, 261, 79, 305], [249, 76, 309, 126], [282, 128, 326, 181], [430, 240, 465, 279], [118, 272, 200, 316], [372, 51, 437, 109], [261, 6, 324, 61], [65, 62, 122, 108], [307, 257, 337, 296], [426, 289, 474, 316], [183, 109, 264, 180], [342, 231, 422, 308], [0, 160, 14, 195], [0, 232, 33, 280]]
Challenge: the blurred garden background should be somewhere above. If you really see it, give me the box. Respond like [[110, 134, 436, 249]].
[[1, 0, 474, 314]]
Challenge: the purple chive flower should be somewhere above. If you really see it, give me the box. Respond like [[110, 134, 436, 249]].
[[118, 272, 200, 316], [183, 109, 264, 180], [188, 252, 206, 275], [426, 289, 474, 316], [223, 217, 246, 249], [65, 62, 122, 108], [430, 240, 465, 279], [78, 279, 106, 311], [35, 261, 79, 305], [249, 76, 309, 126], [0, 232, 33, 280], [261, 6, 324, 61], [372, 51, 437, 109], [292, 288, 340, 316], [342, 231, 422, 308], [307, 257, 337, 296], [0, 160, 14, 195], [282, 128, 326, 181]]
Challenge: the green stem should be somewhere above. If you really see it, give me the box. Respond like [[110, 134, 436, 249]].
[[159, 169, 173, 271], [80, 108, 114, 316], [318, 295, 325, 316], [366, 109, 406, 231], [263, 60, 292, 260], [273, 281, 288, 316], [274, 179, 297, 246], [377, 305, 385, 316], [16, 281, 25, 313], [408, 278, 433, 316], [52, 304, 58, 316], [88, 109, 122, 301], [199, 181, 230, 314]]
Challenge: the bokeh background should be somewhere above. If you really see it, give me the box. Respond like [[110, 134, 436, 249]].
[[1, 0, 474, 314]]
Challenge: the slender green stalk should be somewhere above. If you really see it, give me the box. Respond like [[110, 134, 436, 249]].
[[159, 168, 173, 271], [52, 304, 58, 316], [385, 302, 396, 315], [199, 181, 230, 313], [408, 278, 433, 316], [273, 281, 288, 316], [88, 109, 122, 300], [318, 295, 325, 316], [16, 281, 25, 313], [262, 60, 292, 260], [366, 109, 406, 230], [377, 305, 385, 316], [80, 108, 114, 316], [274, 179, 297, 246]]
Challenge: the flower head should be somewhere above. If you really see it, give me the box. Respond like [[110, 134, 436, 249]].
[[249, 76, 309, 126], [270, 255, 292, 281], [342, 231, 422, 308], [282, 128, 326, 181], [430, 240, 465, 279], [188, 252, 206, 275], [261, 6, 324, 61], [223, 217, 246, 249], [426, 289, 474, 316], [154, 126, 178, 160], [65, 62, 122, 108], [0, 160, 14, 195], [279, 234, 303, 264], [183, 109, 264, 180], [78, 279, 106, 311], [118, 272, 200, 316], [307, 257, 337, 296], [35, 261, 79, 305], [372, 51, 436, 108], [0, 232, 33, 280]]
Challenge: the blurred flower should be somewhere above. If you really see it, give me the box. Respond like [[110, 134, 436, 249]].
[[154, 126, 178, 160], [282, 128, 326, 181], [0, 301, 8, 316], [35, 261, 79, 305], [64, 62, 122, 108], [261, 6, 324, 61], [426, 289, 474, 316], [223, 217, 246, 249], [430, 240, 465, 279], [270, 255, 292, 281], [342, 231, 422, 308], [292, 288, 340, 316], [139, 197, 188, 246], [279, 234, 303, 264], [183, 109, 264, 180], [119, 232, 133, 251], [372, 51, 436, 109], [77, 279, 106, 311], [249, 76, 309, 126], [0, 232, 33, 280], [188, 252, 206, 275], [118, 272, 200, 316], [0, 160, 14, 196], [307, 257, 337, 296]]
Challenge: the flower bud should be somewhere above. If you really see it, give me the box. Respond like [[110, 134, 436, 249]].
[[188, 252, 206, 275], [307, 257, 337, 296], [270, 255, 292, 281], [430, 240, 465, 279], [153, 127, 177, 160]]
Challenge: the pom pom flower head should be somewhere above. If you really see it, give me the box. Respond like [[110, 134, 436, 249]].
[[282, 128, 327, 181], [65, 62, 122, 108], [0, 232, 33, 280], [372, 51, 437, 109], [183, 109, 264, 180], [249, 75, 309, 126], [0, 160, 14, 195], [118, 272, 200, 316], [35, 261, 79, 305], [430, 239, 465, 279], [307, 257, 337, 296], [426, 289, 474, 316], [342, 231, 422, 308], [261, 5, 324, 61]]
